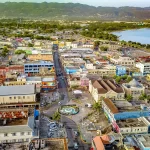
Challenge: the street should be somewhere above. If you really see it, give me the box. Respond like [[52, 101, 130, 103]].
[[40, 45, 90, 150]]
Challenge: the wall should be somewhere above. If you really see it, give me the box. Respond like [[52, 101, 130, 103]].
[[0, 94, 36, 104], [0, 130, 32, 143]]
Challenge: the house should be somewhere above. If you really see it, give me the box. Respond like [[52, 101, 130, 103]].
[[0, 108, 39, 144], [110, 55, 135, 67], [122, 79, 145, 99], [92, 133, 122, 150], [68, 76, 80, 87], [136, 59, 150, 76], [65, 66, 80, 75], [0, 65, 24, 76], [133, 134, 150, 150], [71, 42, 78, 48], [102, 98, 150, 133], [0, 85, 36, 104], [116, 66, 126, 76], [89, 79, 125, 102], [28, 54, 53, 61], [85, 60, 96, 70], [117, 118, 148, 134], [24, 61, 54, 74], [41, 77, 57, 92], [88, 65, 116, 77], [80, 77, 89, 87]]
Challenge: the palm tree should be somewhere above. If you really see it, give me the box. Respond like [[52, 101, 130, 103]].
[[125, 94, 132, 101], [52, 111, 60, 121], [139, 93, 147, 101]]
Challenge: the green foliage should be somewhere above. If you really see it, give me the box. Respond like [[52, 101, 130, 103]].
[[28, 43, 34, 47], [115, 76, 122, 83], [139, 93, 147, 100], [100, 46, 108, 51], [52, 111, 60, 121], [15, 50, 26, 55], [125, 94, 133, 101], [93, 101, 101, 112], [126, 76, 132, 82], [0, 46, 9, 57]]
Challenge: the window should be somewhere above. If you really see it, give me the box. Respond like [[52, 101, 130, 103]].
[[28, 132, 31, 135], [9, 97, 12, 100], [4, 133, 8, 137], [21, 132, 24, 136], [14, 97, 16, 99], [18, 96, 21, 99], [23, 96, 25, 99], [11, 133, 16, 136]]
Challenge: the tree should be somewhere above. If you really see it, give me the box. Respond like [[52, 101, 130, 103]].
[[139, 93, 147, 101], [100, 46, 108, 51], [15, 50, 26, 55], [115, 76, 121, 83], [125, 94, 132, 101], [126, 76, 132, 82], [0, 46, 9, 57], [52, 111, 60, 121], [28, 43, 34, 47]]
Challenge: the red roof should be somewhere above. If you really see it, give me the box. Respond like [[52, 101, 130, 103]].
[[93, 136, 105, 150]]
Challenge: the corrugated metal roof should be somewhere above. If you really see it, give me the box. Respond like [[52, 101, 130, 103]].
[[103, 98, 119, 114], [0, 85, 35, 96]]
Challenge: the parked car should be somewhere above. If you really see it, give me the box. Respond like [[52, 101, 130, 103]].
[[74, 142, 79, 150], [85, 103, 93, 108]]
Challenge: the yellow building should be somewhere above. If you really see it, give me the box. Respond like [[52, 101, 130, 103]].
[[146, 74, 150, 81], [124, 144, 135, 150], [4, 81, 26, 86], [28, 54, 53, 61]]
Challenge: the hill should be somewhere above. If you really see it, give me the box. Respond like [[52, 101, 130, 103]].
[[0, 2, 150, 21]]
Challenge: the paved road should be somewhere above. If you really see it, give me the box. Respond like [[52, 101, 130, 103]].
[[42, 46, 90, 150]]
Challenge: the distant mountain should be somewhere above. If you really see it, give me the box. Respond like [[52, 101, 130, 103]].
[[0, 2, 150, 21]]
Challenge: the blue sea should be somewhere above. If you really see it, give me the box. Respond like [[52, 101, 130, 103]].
[[112, 28, 150, 44]]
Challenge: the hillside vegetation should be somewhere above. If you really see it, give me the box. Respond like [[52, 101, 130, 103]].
[[0, 2, 150, 21]]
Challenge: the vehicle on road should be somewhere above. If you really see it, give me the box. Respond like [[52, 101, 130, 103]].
[[85, 103, 93, 108], [73, 142, 79, 150]]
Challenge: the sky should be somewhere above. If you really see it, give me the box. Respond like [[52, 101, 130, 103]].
[[0, 0, 150, 7]]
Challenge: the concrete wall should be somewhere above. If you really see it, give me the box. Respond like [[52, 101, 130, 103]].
[[0, 94, 36, 104]]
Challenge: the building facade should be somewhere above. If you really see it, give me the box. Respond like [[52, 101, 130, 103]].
[[28, 54, 53, 61], [122, 79, 145, 99], [136, 62, 150, 76], [24, 61, 54, 74]]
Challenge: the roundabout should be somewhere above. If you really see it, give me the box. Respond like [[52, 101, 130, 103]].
[[59, 105, 79, 115]]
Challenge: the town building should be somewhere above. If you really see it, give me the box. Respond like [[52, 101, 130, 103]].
[[88, 65, 116, 77], [0, 108, 39, 144], [0, 65, 24, 76], [133, 134, 150, 150], [122, 79, 145, 99], [28, 54, 53, 61], [65, 66, 80, 75], [136, 60, 150, 76], [117, 118, 148, 134], [41, 77, 57, 92], [102, 98, 150, 133], [0, 85, 36, 104], [116, 66, 126, 76], [24, 61, 54, 74], [110, 55, 135, 67], [89, 79, 125, 102]]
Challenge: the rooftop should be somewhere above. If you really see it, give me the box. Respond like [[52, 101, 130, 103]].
[[134, 134, 150, 148], [32, 138, 68, 150], [0, 85, 35, 96], [117, 118, 146, 128]]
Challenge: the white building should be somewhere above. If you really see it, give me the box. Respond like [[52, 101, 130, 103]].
[[136, 61, 150, 76], [110, 55, 135, 67], [0, 107, 39, 144], [122, 79, 145, 99]]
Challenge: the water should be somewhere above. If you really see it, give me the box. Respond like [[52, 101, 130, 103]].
[[112, 28, 150, 44]]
